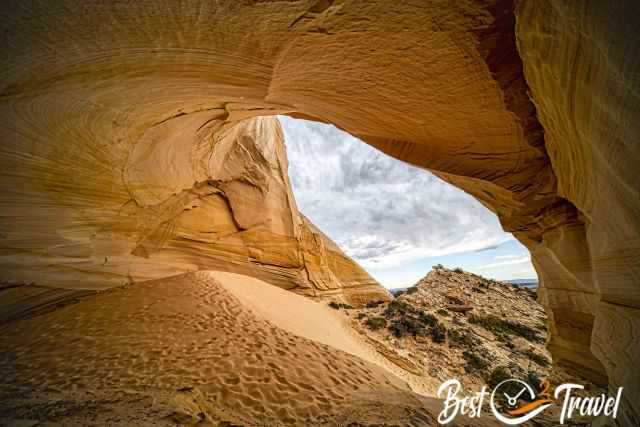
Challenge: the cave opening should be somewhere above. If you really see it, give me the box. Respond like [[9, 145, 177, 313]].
[[276, 116, 563, 405], [278, 115, 539, 291]]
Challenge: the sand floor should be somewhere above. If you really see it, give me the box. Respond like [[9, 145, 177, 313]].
[[0, 271, 500, 426]]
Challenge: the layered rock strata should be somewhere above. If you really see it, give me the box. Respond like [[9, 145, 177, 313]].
[[0, 113, 386, 307]]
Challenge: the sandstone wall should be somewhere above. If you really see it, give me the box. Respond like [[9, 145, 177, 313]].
[[0, 0, 638, 422], [516, 1, 640, 424], [0, 104, 385, 305]]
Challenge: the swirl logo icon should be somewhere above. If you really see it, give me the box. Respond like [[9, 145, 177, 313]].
[[490, 379, 554, 425]]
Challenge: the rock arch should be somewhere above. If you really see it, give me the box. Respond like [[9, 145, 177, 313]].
[[0, 1, 638, 424]]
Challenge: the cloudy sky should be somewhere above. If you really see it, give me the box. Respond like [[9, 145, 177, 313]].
[[279, 116, 537, 288]]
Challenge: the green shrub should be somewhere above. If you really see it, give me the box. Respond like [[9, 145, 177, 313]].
[[389, 316, 425, 338], [365, 316, 387, 331], [406, 286, 419, 294], [487, 366, 510, 388], [495, 333, 510, 344], [328, 301, 354, 310], [384, 300, 412, 317], [472, 286, 486, 294], [366, 300, 384, 308], [431, 322, 447, 343], [522, 349, 550, 367], [453, 267, 464, 273], [469, 314, 544, 344], [419, 311, 438, 327], [434, 263, 444, 269], [356, 312, 366, 320], [449, 329, 479, 348], [437, 308, 449, 316], [384, 307, 448, 343], [463, 350, 490, 373]]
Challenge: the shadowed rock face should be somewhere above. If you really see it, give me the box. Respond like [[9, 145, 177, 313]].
[[516, 2, 640, 424], [0, 0, 638, 423]]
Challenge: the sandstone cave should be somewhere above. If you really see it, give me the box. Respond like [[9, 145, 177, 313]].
[[0, 1, 638, 426]]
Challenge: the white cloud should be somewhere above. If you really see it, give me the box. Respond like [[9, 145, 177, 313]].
[[279, 116, 518, 271], [494, 254, 522, 260], [476, 255, 531, 270]]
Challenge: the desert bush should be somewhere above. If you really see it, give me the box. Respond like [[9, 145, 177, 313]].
[[389, 316, 425, 338], [384, 300, 412, 317], [419, 311, 438, 327], [504, 340, 516, 350], [522, 349, 550, 367], [437, 308, 449, 316], [328, 301, 354, 310], [453, 267, 464, 273], [366, 300, 384, 308], [486, 366, 511, 389], [472, 286, 486, 294], [434, 263, 444, 269], [431, 322, 447, 343], [449, 329, 478, 348], [356, 312, 366, 320], [406, 286, 419, 295], [469, 314, 544, 344], [463, 350, 490, 373], [365, 316, 387, 331]]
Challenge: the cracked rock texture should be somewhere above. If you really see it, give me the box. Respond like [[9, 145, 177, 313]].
[[0, 0, 638, 424]]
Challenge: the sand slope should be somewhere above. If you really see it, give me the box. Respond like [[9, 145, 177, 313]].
[[0, 271, 501, 426]]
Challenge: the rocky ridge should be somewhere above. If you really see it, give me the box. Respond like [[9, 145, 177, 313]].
[[340, 267, 604, 425]]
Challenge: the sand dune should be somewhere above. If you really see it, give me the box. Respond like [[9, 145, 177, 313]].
[[212, 271, 441, 394], [0, 271, 500, 426]]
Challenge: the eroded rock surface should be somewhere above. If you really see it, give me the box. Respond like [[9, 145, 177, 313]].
[[0, 0, 638, 423], [0, 113, 386, 306], [516, 2, 640, 424]]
